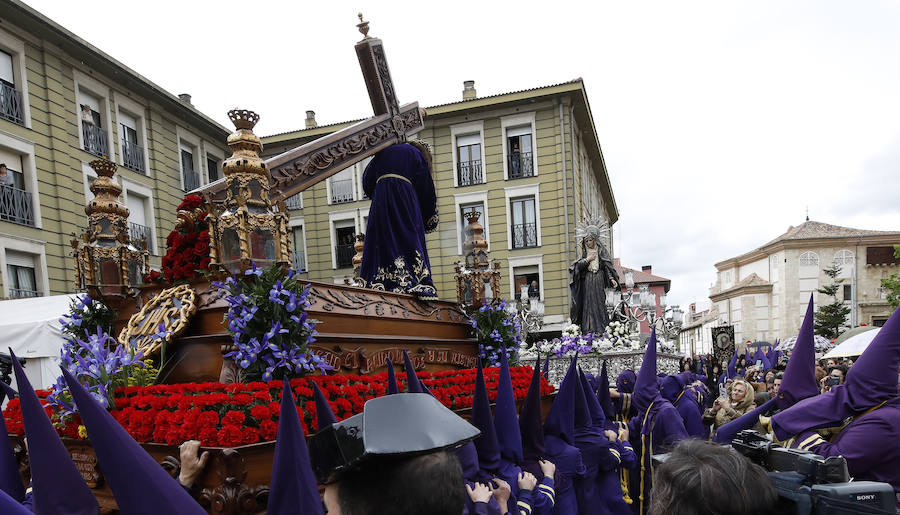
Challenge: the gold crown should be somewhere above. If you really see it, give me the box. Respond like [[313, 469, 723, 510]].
[[228, 109, 259, 130], [89, 159, 118, 178]]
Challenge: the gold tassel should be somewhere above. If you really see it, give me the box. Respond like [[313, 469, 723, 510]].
[[621, 468, 633, 504]]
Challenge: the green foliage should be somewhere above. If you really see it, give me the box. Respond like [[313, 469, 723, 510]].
[[814, 263, 851, 340], [880, 245, 900, 310], [61, 294, 115, 343]]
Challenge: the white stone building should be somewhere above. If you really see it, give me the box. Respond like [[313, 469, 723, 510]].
[[704, 220, 899, 344]]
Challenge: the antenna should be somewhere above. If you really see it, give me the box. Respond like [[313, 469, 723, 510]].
[[805, 205, 809, 222]]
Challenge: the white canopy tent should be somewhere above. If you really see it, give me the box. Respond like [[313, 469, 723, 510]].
[[823, 328, 881, 359], [1, 294, 76, 391]]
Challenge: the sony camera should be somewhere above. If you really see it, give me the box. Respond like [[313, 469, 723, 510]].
[[732, 430, 897, 514], [0, 351, 24, 385]]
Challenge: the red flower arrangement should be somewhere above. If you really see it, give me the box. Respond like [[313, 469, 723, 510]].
[[145, 195, 212, 283], [3, 367, 554, 448]]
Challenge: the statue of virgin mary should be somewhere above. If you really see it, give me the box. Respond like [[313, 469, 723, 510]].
[[569, 218, 620, 335]]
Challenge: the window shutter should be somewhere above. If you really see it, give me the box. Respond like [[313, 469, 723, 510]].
[[6, 250, 35, 268], [456, 133, 480, 147]]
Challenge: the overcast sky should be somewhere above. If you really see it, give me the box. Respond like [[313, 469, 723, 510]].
[[25, 0, 900, 309]]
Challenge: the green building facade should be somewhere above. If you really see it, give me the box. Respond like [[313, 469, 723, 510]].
[[0, 0, 228, 299]]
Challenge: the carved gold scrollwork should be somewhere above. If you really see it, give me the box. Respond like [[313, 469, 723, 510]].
[[118, 284, 198, 355]]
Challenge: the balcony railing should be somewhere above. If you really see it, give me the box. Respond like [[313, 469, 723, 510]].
[[0, 185, 34, 226], [457, 160, 483, 186], [9, 288, 42, 299], [0, 82, 24, 125], [335, 243, 354, 268], [285, 192, 303, 210], [129, 222, 152, 249], [508, 152, 534, 179], [293, 250, 307, 272], [183, 170, 201, 191], [82, 122, 109, 157], [330, 179, 354, 204], [122, 139, 146, 174], [511, 223, 538, 249]]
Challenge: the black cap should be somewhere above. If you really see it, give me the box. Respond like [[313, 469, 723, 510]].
[[309, 393, 479, 483]]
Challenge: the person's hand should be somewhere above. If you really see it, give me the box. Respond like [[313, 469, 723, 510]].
[[618, 426, 629, 442], [609, 387, 621, 399], [492, 478, 511, 511], [518, 471, 537, 491], [466, 482, 492, 504], [178, 440, 209, 488], [587, 253, 597, 263], [610, 279, 619, 289], [712, 397, 722, 412], [539, 459, 556, 478], [604, 429, 618, 443]]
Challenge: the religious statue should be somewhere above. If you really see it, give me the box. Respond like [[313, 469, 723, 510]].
[[358, 142, 439, 300], [569, 218, 619, 334]]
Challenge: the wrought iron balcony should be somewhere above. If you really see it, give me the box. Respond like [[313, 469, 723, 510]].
[[183, 170, 201, 191], [330, 178, 354, 204], [511, 222, 538, 249], [457, 160, 483, 186], [508, 152, 534, 179], [122, 139, 146, 174], [0, 82, 24, 125], [293, 250, 307, 272], [129, 222, 152, 249], [9, 288, 41, 299], [0, 185, 34, 227], [82, 122, 109, 157], [285, 192, 303, 210], [335, 243, 354, 268]]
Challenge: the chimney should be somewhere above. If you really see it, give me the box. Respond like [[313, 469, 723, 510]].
[[305, 110, 317, 129], [642, 265, 652, 274], [462, 80, 476, 100], [178, 93, 192, 105]]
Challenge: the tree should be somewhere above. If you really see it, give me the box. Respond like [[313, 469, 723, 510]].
[[879, 245, 900, 310], [814, 263, 851, 340]]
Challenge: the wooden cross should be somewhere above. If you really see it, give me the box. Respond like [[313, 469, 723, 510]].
[[198, 15, 424, 201]]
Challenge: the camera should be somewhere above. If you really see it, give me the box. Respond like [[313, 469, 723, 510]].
[[825, 376, 842, 387], [732, 430, 896, 514]]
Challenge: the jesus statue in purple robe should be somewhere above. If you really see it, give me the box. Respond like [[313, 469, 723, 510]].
[[358, 142, 439, 300]]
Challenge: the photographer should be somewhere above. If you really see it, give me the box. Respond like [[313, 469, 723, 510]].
[[703, 378, 756, 432], [647, 439, 778, 515]]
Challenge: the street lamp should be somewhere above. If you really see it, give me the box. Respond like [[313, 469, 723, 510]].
[[607, 279, 683, 341]]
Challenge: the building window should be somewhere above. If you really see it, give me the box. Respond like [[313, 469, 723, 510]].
[[291, 225, 306, 272], [125, 192, 153, 253], [358, 156, 373, 200], [506, 126, 534, 179], [118, 110, 146, 174], [798, 251, 819, 266], [0, 49, 24, 125], [6, 250, 40, 298], [180, 146, 200, 191], [285, 192, 303, 211], [510, 196, 537, 249], [513, 265, 540, 301], [206, 154, 220, 183], [843, 284, 852, 302], [0, 152, 33, 227], [459, 201, 485, 252], [79, 92, 109, 158], [333, 221, 355, 268], [833, 250, 854, 266], [329, 168, 355, 204], [456, 134, 483, 186]]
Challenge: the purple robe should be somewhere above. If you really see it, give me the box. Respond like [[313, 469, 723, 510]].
[[359, 143, 439, 300], [672, 394, 709, 440], [787, 396, 900, 507], [544, 435, 583, 515], [627, 402, 689, 514]]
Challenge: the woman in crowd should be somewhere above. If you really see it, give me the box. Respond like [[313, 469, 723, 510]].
[[702, 378, 756, 434]]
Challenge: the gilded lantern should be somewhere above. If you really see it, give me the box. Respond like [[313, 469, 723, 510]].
[[455, 210, 501, 311], [72, 159, 149, 300], [206, 110, 291, 274]]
